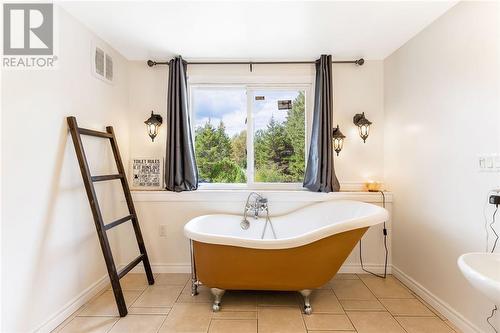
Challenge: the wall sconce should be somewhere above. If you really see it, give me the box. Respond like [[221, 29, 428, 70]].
[[144, 111, 163, 142], [353, 112, 372, 143], [332, 125, 345, 156]]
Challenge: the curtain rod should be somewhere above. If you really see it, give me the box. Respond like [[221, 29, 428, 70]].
[[147, 58, 364, 68]]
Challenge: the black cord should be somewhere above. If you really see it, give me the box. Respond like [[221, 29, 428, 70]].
[[487, 305, 498, 333], [485, 202, 499, 333], [359, 191, 388, 278], [491, 205, 498, 253]]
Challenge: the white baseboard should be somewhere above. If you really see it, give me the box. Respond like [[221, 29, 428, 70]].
[[338, 263, 392, 274], [127, 263, 192, 274], [125, 262, 391, 275], [392, 265, 481, 333], [34, 274, 110, 333]]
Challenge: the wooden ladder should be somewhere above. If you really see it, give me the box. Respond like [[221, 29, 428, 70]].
[[67, 116, 154, 317]]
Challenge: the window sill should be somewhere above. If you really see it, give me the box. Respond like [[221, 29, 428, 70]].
[[131, 188, 392, 203]]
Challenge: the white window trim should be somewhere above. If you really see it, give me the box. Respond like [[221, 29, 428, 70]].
[[189, 83, 313, 190]]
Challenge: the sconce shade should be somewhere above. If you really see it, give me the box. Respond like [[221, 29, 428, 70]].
[[353, 112, 372, 143], [144, 111, 163, 142], [332, 125, 345, 156]]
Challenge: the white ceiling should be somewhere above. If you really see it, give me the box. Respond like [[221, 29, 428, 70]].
[[59, 1, 456, 61]]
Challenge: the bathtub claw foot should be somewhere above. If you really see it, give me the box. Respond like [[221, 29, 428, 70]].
[[299, 289, 312, 315], [211, 288, 225, 312], [191, 282, 198, 296]]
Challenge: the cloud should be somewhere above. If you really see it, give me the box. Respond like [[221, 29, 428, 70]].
[[193, 88, 302, 136], [192, 87, 246, 119]]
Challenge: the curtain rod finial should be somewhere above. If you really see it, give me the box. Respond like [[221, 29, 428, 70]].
[[147, 60, 156, 67], [356, 58, 365, 66]]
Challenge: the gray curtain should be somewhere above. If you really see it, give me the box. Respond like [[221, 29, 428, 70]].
[[303, 55, 340, 192], [165, 56, 198, 192]]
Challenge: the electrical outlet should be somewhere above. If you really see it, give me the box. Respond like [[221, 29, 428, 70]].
[[478, 153, 500, 173], [159, 225, 167, 237]]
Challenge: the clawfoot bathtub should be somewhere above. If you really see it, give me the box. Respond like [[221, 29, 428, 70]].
[[184, 200, 388, 314]]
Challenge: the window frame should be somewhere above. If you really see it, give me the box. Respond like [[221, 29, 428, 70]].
[[189, 83, 313, 190]]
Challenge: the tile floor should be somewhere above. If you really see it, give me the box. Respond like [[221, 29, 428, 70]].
[[53, 273, 461, 333]]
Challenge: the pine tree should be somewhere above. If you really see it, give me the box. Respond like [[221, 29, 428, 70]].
[[285, 92, 306, 180], [195, 120, 245, 183]]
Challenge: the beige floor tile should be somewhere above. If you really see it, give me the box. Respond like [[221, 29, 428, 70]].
[[396, 317, 454, 333], [359, 276, 414, 299], [223, 291, 258, 311], [177, 284, 213, 303], [212, 311, 257, 319], [58, 316, 118, 333], [257, 291, 301, 307], [444, 320, 462, 332], [303, 313, 354, 331], [340, 299, 386, 311], [335, 273, 360, 280], [79, 290, 142, 316], [52, 303, 88, 332], [308, 331, 355, 333], [258, 307, 306, 333], [332, 279, 376, 300], [108, 314, 165, 333], [128, 307, 171, 315], [347, 311, 406, 333], [132, 285, 183, 307], [309, 290, 344, 313], [108, 273, 151, 291], [159, 303, 212, 333], [414, 295, 448, 320], [379, 299, 434, 316], [319, 274, 359, 289], [209, 319, 257, 333], [156, 273, 191, 286]]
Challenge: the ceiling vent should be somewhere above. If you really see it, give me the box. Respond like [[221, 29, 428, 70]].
[[92, 43, 113, 84]]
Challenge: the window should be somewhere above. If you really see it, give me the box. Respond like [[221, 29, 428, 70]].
[[191, 85, 308, 188]]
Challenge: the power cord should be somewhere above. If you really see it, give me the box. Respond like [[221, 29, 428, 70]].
[[359, 190, 388, 278], [490, 204, 498, 253], [486, 192, 499, 333], [487, 305, 498, 333]]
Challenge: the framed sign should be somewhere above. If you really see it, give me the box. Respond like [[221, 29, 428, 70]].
[[130, 157, 163, 190]]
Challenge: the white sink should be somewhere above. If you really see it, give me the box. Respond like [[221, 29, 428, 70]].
[[458, 252, 500, 305]]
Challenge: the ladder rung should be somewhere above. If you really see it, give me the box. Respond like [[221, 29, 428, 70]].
[[105, 214, 134, 230], [78, 127, 113, 138], [91, 174, 123, 182], [118, 254, 144, 279]]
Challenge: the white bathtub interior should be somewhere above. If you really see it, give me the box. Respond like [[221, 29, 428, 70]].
[[185, 200, 389, 249]]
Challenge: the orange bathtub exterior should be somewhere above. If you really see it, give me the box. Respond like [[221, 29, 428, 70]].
[[193, 227, 368, 291]]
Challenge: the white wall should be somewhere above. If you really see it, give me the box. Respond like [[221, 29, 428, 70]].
[[384, 2, 499, 332], [1, 6, 131, 333], [122, 60, 389, 274]]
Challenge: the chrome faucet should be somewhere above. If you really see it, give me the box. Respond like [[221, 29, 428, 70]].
[[240, 192, 277, 239], [241, 192, 268, 230]]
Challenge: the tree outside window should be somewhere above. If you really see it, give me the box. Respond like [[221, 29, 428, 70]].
[[192, 86, 306, 185]]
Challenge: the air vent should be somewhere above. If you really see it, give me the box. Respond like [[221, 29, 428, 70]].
[[95, 47, 105, 76], [105, 54, 113, 81], [92, 43, 113, 84]]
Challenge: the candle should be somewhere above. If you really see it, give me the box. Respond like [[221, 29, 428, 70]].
[[365, 181, 382, 192]]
